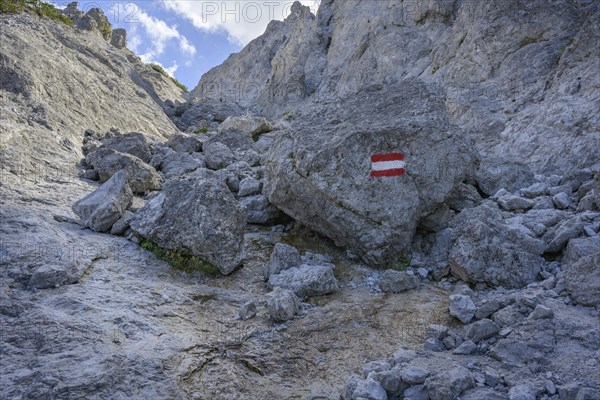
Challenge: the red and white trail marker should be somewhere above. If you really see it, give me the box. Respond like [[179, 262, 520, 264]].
[[370, 152, 406, 177]]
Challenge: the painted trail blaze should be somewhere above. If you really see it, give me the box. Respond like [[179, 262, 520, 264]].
[[370, 152, 406, 177]]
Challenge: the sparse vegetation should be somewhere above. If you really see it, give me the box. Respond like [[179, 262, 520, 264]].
[[385, 258, 411, 271], [0, 0, 73, 26], [140, 240, 220, 276], [193, 127, 209, 134], [148, 63, 189, 93]]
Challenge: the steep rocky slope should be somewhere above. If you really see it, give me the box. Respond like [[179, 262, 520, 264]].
[[0, 11, 183, 180]]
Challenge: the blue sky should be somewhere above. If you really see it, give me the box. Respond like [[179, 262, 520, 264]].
[[52, 1, 321, 90]]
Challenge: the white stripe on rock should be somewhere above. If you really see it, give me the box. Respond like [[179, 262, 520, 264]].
[[371, 160, 406, 171]]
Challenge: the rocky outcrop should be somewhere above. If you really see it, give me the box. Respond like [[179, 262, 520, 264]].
[[130, 170, 246, 274], [264, 80, 474, 266]]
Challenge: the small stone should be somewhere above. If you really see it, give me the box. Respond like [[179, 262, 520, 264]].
[[401, 366, 430, 384], [427, 324, 448, 340], [425, 366, 474, 400], [362, 360, 391, 377], [552, 192, 571, 209], [528, 305, 554, 320], [544, 380, 557, 395], [238, 177, 262, 197], [263, 243, 302, 280], [453, 340, 477, 355], [464, 319, 500, 343], [403, 384, 429, 400], [265, 287, 300, 321], [352, 378, 387, 400], [238, 301, 257, 320], [392, 348, 416, 364], [442, 335, 456, 350], [475, 299, 500, 320], [423, 338, 445, 352], [498, 195, 535, 211], [583, 226, 597, 237], [449, 294, 476, 324], [484, 368, 501, 387], [417, 267, 429, 278], [509, 384, 535, 400], [379, 270, 420, 293], [521, 182, 547, 198]]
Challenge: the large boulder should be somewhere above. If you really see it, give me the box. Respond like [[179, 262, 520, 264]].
[[266, 287, 300, 322], [449, 202, 545, 288], [475, 157, 535, 197], [130, 170, 246, 274], [72, 169, 133, 232], [85, 148, 162, 194], [218, 115, 273, 140], [264, 80, 474, 266]]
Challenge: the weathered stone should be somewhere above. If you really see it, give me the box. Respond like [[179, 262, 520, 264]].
[[528, 305, 554, 319], [265, 287, 300, 321], [101, 132, 152, 162], [352, 377, 388, 400], [268, 264, 338, 299], [86, 148, 162, 194], [72, 170, 133, 232], [552, 192, 571, 209], [29, 264, 86, 290], [425, 367, 474, 400], [464, 319, 500, 342], [239, 195, 282, 225], [521, 182, 547, 198], [238, 177, 262, 197], [203, 141, 237, 170], [453, 340, 477, 355], [166, 132, 204, 153], [379, 270, 419, 293], [563, 236, 600, 267], [263, 243, 302, 280], [565, 254, 600, 306], [449, 294, 476, 324], [110, 210, 134, 236], [238, 301, 257, 321], [401, 366, 430, 385], [498, 195, 535, 212], [218, 115, 273, 140], [509, 384, 535, 400], [475, 299, 500, 320], [450, 203, 545, 288], [130, 170, 246, 274], [543, 217, 583, 253], [476, 158, 534, 197]]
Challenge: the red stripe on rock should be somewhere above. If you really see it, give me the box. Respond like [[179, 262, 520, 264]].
[[370, 168, 406, 177], [371, 153, 404, 163]]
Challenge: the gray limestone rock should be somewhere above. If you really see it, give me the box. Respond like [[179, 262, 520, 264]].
[[263, 243, 302, 280], [85, 148, 162, 194], [566, 254, 600, 306], [130, 170, 246, 275], [425, 366, 474, 400], [379, 270, 420, 293], [268, 264, 339, 299], [72, 170, 133, 232], [449, 294, 476, 324], [265, 287, 300, 322]]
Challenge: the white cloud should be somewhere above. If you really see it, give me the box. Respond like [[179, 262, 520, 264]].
[[113, 4, 196, 63], [165, 62, 179, 76], [161, 0, 321, 46]]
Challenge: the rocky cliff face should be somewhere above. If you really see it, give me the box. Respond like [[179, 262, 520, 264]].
[[192, 0, 600, 174]]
